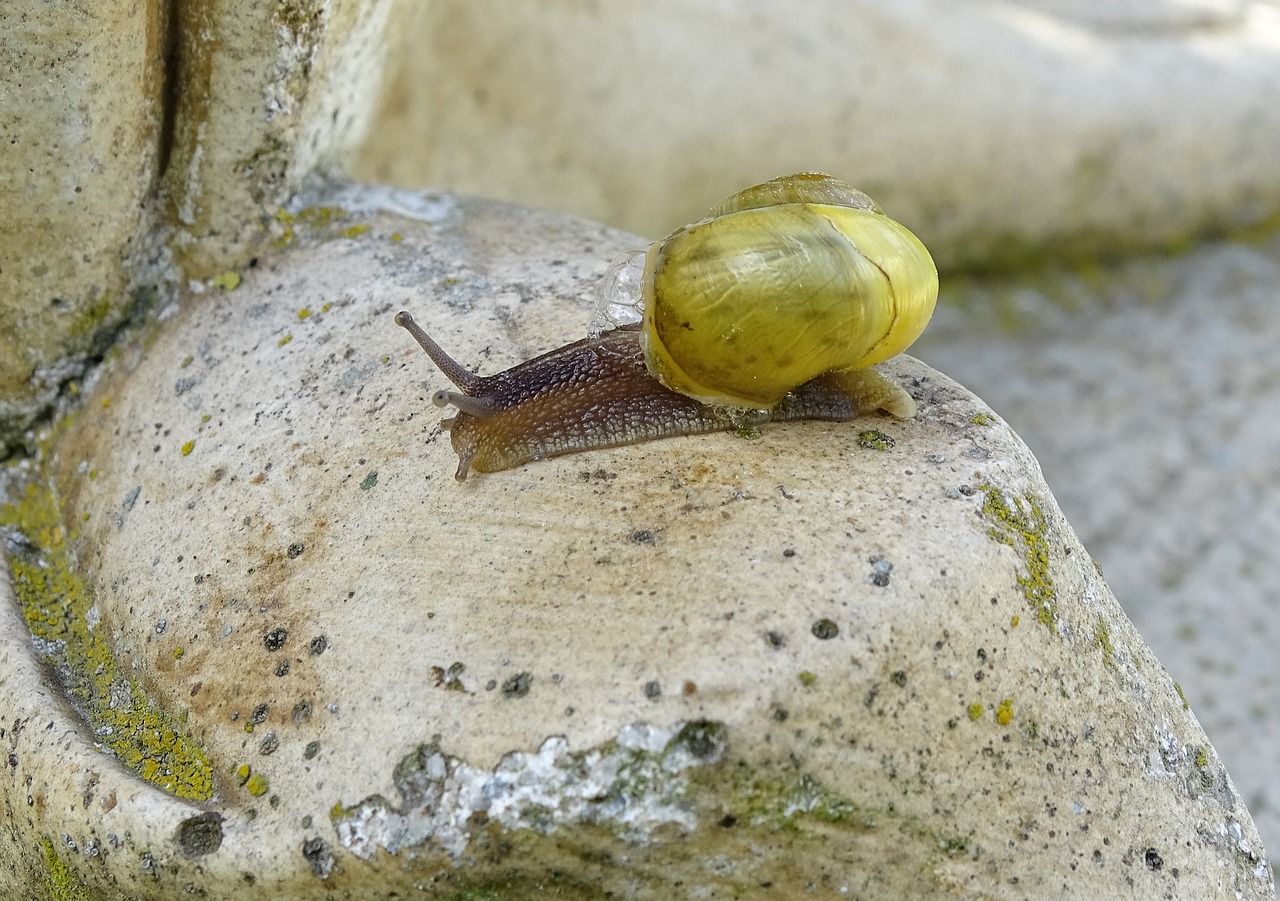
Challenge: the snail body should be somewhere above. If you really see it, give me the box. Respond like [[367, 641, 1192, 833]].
[[397, 173, 937, 480]]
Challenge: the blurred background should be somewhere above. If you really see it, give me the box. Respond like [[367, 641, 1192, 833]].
[[346, 0, 1280, 852]]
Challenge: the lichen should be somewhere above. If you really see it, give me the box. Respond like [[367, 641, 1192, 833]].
[[996, 698, 1014, 726], [980, 487, 1057, 628], [41, 839, 89, 901], [211, 271, 241, 291], [1, 480, 214, 800], [1093, 615, 1115, 667], [857, 429, 895, 450]]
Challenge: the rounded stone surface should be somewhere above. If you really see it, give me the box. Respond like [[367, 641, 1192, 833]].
[[0, 187, 1272, 899]]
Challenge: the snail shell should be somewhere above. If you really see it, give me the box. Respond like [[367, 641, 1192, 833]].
[[597, 172, 938, 409], [397, 173, 937, 480]]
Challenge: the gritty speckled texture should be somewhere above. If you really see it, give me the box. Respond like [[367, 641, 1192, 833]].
[[0, 189, 1272, 899]]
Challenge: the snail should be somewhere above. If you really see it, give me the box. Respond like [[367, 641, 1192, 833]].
[[396, 172, 938, 481]]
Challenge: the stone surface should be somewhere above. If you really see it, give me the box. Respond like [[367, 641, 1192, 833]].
[[0, 2, 166, 453], [352, 0, 1280, 269], [159, 0, 395, 275], [0, 188, 1271, 899], [914, 230, 1280, 873]]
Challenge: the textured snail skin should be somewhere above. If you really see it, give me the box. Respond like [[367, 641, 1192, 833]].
[[394, 173, 935, 480], [395, 313, 914, 481]]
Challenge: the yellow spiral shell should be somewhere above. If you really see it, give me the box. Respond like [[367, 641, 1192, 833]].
[[636, 173, 938, 409]]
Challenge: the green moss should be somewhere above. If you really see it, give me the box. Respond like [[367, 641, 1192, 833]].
[[857, 429, 895, 450], [981, 487, 1057, 628], [1, 481, 213, 800], [67, 291, 115, 341], [41, 839, 89, 901], [797, 671, 816, 687], [211, 271, 241, 291], [1093, 615, 1115, 667]]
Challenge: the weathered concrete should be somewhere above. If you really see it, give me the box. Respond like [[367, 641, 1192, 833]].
[[915, 229, 1280, 872], [353, 0, 1280, 269], [0, 189, 1270, 899], [0, 0, 395, 455]]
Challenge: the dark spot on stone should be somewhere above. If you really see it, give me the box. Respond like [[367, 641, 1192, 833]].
[[176, 812, 224, 858], [629, 529, 657, 545], [140, 851, 157, 876], [7, 754, 16, 768], [772, 707, 789, 722], [259, 733, 279, 756], [303, 740, 320, 760], [782, 548, 796, 558], [123, 486, 141, 511], [291, 700, 312, 723], [302, 837, 334, 879], [154, 619, 167, 635], [682, 681, 697, 695], [871, 571, 891, 587], [501, 672, 532, 698], [890, 670, 908, 688], [1144, 848, 1163, 871], [250, 704, 268, 725], [669, 720, 728, 762], [719, 814, 738, 828], [811, 618, 839, 640], [287, 542, 305, 559], [264, 628, 288, 651], [275, 660, 290, 677], [764, 630, 786, 649], [309, 635, 327, 655], [644, 680, 661, 700]]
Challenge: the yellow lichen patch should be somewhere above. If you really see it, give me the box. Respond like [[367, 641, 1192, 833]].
[[1093, 615, 1115, 667], [211, 271, 241, 291], [967, 703, 984, 721], [981, 487, 1058, 628], [180, 440, 195, 456], [996, 698, 1014, 726], [969, 413, 996, 426], [245, 772, 269, 797], [1010, 615, 1020, 628], [0, 482, 214, 800], [42, 838, 89, 901], [278, 333, 293, 347], [342, 224, 370, 239], [297, 306, 313, 320]]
